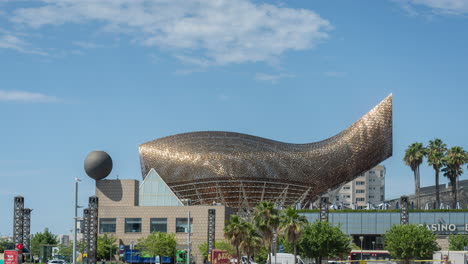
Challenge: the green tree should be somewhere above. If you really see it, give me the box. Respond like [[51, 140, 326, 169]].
[[31, 228, 58, 259], [58, 243, 73, 260], [240, 222, 263, 264], [137, 232, 177, 264], [224, 215, 249, 264], [299, 221, 351, 264], [426, 138, 447, 207], [384, 224, 439, 264], [449, 235, 468, 250], [97, 234, 118, 261], [0, 237, 14, 253], [253, 201, 279, 264], [198, 240, 235, 261], [279, 207, 308, 264], [442, 146, 467, 208], [404, 142, 426, 209]]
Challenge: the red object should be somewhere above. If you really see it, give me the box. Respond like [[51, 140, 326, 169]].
[[211, 250, 231, 264], [16, 244, 23, 250], [4, 250, 18, 264]]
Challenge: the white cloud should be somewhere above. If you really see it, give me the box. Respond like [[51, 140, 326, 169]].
[[0, 90, 60, 103], [255, 72, 294, 83], [9, 0, 332, 66], [397, 0, 468, 14], [0, 29, 47, 55]]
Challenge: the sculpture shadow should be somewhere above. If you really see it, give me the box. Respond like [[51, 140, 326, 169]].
[[100, 180, 123, 202]]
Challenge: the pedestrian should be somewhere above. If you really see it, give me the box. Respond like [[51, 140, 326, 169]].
[[442, 255, 449, 264]]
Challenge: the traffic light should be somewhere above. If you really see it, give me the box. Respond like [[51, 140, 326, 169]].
[[16, 244, 24, 250]]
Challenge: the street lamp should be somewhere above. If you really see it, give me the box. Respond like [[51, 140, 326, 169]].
[[130, 241, 134, 264], [372, 241, 375, 250], [73, 178, 81, 264], [359, 236, 364, 260]]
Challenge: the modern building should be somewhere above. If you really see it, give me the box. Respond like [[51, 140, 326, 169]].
[[93, 94, 393, 263], [324, 165, 386, 209], [96, 174, 232, 264], [57, 234, 70, 246], [300, 211, 468, 251]]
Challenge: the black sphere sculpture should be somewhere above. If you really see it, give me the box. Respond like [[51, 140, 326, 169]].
[[84, 151, 113, 180]]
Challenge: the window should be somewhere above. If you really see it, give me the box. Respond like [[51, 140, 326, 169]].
[[176, 218, 193, 233], [335, 196, 340, 201], [368, 195, 374, 199], [356, 190, 365, 194], [346, 195, 351, 198], [356, 198, 365, 202], [100, 218, 116, 233], [356, 181, 365, 186], [150, 218, 167, 233], [343, 186, 350, 190], [125, 218, 142, 233]]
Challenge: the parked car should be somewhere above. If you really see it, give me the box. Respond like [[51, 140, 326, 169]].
[[47, 259, 66, 264]]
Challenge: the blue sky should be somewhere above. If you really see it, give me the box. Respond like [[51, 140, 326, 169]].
[[1, 0, 468, 236]]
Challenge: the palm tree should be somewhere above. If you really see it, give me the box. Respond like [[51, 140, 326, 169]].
[[279, 207, 308, 264], [253, 201, 280, 264], [240, 222, 262, 264], [442, 146, 467, 208], [426, 139, 447, 208], [404, 142, 425, 209], [224, 215, 249, 264]]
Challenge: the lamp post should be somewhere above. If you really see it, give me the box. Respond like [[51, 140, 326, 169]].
[[73, 178, 81, 264], [372, 241, 375, 250], [359, 236, 364, 260]]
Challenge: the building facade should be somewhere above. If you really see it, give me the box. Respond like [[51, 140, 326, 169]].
[[96, 176, 232, 264], [301, 211, 468, 251], [325, 165, 386, 209]]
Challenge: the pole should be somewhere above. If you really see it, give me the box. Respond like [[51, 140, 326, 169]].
[[359, 236, 364, 261], [73, 178, 80, 264], [187, 210, 191, 264]]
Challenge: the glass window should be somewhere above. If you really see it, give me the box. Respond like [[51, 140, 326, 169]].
[[176, 218, 193, 233], [356, 190, 365, 193], [150, 218, 167, 233], [100, 218, 116, 233], [125, 218, 142, 233]]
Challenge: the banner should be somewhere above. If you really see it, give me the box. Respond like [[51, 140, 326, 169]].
[[4, 251, 18, 264]]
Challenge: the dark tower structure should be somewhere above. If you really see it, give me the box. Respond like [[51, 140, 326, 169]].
[[207, 209, 216, 259], [88, 196, 99, 264], [23, 208, 32, 251], [320, 197, 329, 222], [13, 196, 25, 247], [400, 196, 409, 225], [82, 208, 90, 258]]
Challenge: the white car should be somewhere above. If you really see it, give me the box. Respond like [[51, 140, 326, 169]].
[[48, 260, 66, 264]]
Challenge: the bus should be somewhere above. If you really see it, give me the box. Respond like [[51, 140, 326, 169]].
[[349, 250, 392, 262]]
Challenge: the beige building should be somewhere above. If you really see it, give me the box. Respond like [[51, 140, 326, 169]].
[[324, 165, 386, 209], [95, 170, 232, 264]]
